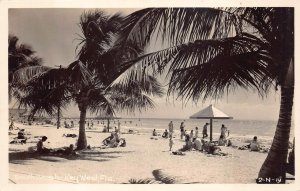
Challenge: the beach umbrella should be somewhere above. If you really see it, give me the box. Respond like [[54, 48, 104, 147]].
[[189, 104, 233, 141]]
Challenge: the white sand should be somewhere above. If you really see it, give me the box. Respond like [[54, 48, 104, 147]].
[[9, 122, 274, 184]]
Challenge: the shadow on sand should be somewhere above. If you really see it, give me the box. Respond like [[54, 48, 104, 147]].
[[9, 150, 134, 164]]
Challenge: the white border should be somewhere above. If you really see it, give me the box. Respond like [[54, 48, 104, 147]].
[[0, 0, 299, 191]]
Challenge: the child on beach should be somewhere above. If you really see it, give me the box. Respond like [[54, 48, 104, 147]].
[[194, 127, 199, 139], [169, 137, 174, 151]]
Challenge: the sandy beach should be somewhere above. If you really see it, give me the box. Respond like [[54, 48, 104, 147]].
[[8, 121, 282, 184]]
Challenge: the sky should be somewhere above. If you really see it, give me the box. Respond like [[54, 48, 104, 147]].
[[8, 8, 282, 121]]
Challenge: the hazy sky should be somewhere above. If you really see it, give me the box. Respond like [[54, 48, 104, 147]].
[[9, 8, 282, 120]]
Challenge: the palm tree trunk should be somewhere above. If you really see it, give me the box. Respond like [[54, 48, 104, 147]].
[[107, 119, 110, 132], [77, 103, 88, 150], [28, 107, 38, 122], [258, 86, 294, 180], [57, 103, 61, 129]]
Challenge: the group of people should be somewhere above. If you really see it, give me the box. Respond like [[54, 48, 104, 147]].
[[102, 128, 126, 148], [238, 136, 266, 152], [171, 133, 228, 156]]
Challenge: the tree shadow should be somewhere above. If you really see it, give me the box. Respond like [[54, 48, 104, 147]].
[[9, 149, 134, 164]]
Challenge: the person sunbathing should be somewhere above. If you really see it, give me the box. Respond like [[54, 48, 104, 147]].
[[102, 133, 114, 146], [55, 144, 76, 155]]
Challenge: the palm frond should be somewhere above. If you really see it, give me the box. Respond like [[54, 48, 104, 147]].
[[117, 8, 237, 48], [152, 169, 177, 184], [12, 66, 51, 85], [127, 178, 157, 184], [112, 33, 273, 103]]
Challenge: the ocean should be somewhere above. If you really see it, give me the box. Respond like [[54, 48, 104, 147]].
[[63, 118, 295, 139]]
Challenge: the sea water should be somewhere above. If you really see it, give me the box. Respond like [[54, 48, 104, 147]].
[[65, 118, 294, 139]]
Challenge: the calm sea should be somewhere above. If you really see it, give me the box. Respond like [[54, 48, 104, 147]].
[[65, 118, 294, 139]]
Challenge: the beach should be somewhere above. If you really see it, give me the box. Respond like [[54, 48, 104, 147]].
[[9, 120, 292, 184]]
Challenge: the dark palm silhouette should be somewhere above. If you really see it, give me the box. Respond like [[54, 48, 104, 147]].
[[114, 8, 294, 180]]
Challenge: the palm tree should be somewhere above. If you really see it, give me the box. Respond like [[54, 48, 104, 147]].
[[18, 66, 71, 128], [25, 10, 164, 150], [72, 10, 164, 149], [114, 8, 294, 180], [8, 34, 46, 101]]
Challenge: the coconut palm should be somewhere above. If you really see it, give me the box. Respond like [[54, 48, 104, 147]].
[[24, 10, 164, 150], [8, 34, 47, 101], [74, 10, 164, 149], [18, 66, 71, 128], [114, 8, 294, 180]]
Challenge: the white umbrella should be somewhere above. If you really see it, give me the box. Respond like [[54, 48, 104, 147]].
[[190, 104, 233, 141]]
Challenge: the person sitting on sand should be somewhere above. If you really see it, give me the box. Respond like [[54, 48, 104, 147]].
[[250, 136, 260, 151], [119, 138, 126, 147], [193, 138, 203, 151], [153, 129, 158, 136], [108, 136, 118, 148], [179, 135, 193, 152], [37, 136, 51, 154], [162, 129, 169, 138], [17, 129, 27, 143], [9, 120, 14, 131], [218, 135, 227, 146]]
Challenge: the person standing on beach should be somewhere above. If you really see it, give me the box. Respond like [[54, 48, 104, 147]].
[[169, 137, 174, 151], [180, 121, 185, 139], [168, 121, 174, 138], [220, 124, 228, 139], [202, 123, 208, 138]]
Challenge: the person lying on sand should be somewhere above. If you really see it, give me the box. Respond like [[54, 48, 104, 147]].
[[204, 142, 228, 156], [63, 133, 77, 138], [55, 144, 77, 156], [102, 133, 114, 146], [37, 136, 52, 154]]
